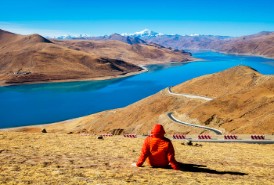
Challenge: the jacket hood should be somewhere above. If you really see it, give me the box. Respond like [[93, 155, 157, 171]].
[[151, 124, 166, 136]]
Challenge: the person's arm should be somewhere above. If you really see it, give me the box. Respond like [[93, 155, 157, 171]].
[[136, 137, 150, 167], [167, 142, 180, 170]]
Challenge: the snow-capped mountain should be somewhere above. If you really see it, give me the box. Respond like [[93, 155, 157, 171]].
[[188, 33, 200, 37], [121, 29, 163, 38], [49, 29, 230, 41], [47, 29, 232, 51], [49, 34, 92, 40], [95, 33, 147, 45], [121, 29, 209, 38]]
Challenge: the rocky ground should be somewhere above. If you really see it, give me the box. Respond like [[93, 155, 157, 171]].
[[0, 131, 273, 184]]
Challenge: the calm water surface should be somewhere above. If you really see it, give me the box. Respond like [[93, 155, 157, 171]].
[[0, 51, 274, 128]]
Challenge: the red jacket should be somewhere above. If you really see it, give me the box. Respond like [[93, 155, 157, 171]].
[[136, 124, 179, 170]]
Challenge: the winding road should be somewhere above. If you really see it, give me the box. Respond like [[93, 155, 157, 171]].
[[167, 112, 223, 135], [166, 87, 222, 135], [167, 86, 213, 101]]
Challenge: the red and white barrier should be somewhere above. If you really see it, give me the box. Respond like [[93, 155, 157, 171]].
[[173, 134, 186, 139], [224, 135, 238, 140], [198, 135, 211, 139], [124, 134, 137, 138], [100, 134, 113, 137], [251, 135, 265, 140]]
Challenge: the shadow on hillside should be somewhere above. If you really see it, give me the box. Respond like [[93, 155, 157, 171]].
[[177, 162, 247, 175]]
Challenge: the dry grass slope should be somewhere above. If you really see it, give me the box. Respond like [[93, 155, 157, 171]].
[[0, 132, 273, 185], [173, 66, 274, 134]]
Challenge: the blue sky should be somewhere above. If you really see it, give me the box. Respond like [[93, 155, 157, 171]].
[[1, 0, 274, 37]]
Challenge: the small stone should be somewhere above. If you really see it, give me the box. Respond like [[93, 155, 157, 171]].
[[195, 143, 202, 147], [186, 140, 193, 146], [97, 135, 103, 140], [41, 128, 47, 133]]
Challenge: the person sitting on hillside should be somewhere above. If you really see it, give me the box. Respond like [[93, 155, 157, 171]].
[[133, 124, 180, 170]]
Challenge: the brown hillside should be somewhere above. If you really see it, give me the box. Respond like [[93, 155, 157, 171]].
[[0, 29, 193, 86], [144, 31, 274, 58], [172, 66, 262, 97], [188, 82, 274, 134], [53, 39, 192, 65], [170, 66, 274, 134], [217, 32, 274, 58], [0, 29, 20, 43], [0, 29, 51, 45], [0, 30, 142, 86], [11, 66, 274, 135]]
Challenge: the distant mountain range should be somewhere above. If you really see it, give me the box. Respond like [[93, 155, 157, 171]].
[[52, 34, 92, 40], [87, 33, 147, 45], [51, 29, 274, 58], [213, 31, 274, 58], [50, 29, 230, 42]]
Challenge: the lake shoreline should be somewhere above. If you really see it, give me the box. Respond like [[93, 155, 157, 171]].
[[0, 116, 84, 131], [0, 59, 200, 87], [210, 49, 274, 59], [0, 61, 200, 131], [0, 67, 148, 88], [1, 52, 273, 130]]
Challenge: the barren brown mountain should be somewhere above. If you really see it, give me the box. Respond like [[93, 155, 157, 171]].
[[0, 29, 193, 86], [12, 66, 274, 135], [216, 31, 274, 58], [144, 31, 274, 58], [53, 39, 192, 65]]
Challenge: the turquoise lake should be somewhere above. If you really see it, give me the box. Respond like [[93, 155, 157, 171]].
[[0, 51, 274, 128]]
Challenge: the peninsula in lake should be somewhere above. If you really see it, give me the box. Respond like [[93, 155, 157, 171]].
[[0, 29, 193, 86]]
